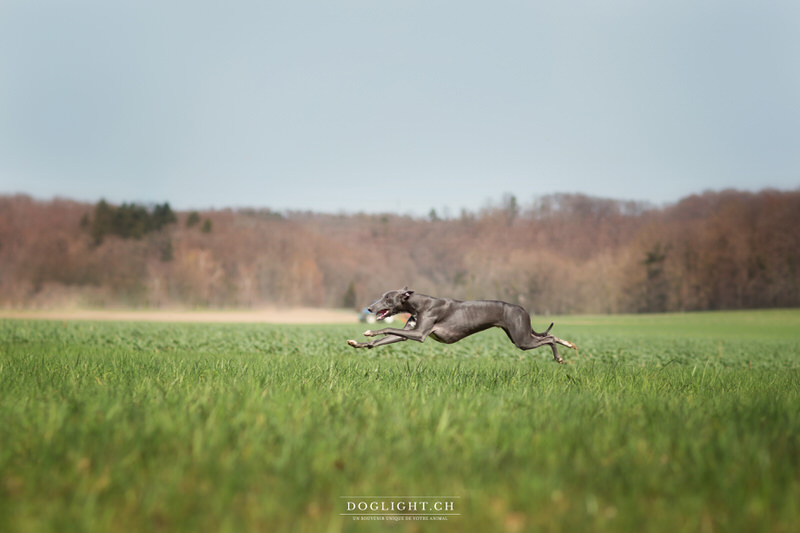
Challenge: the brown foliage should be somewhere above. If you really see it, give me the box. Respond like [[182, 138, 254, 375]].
[[1, 190, 798, 312]]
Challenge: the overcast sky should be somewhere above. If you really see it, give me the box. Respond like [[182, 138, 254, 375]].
[[1, 1, 798, 215]]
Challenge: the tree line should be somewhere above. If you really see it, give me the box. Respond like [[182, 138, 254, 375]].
[[1, 189, 798, 313], [83, 200, 177, 244]]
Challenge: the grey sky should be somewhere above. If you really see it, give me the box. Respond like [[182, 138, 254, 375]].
[[1, 1, 798, 215]]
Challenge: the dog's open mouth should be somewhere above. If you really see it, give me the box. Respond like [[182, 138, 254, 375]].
[[375, 309, 392, 321]]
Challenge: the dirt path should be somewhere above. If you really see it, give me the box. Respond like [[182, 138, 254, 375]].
[[0, 308, 359, 324]]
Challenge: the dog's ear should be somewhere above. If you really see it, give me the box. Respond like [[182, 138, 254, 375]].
[[401, 289, 414, 301]]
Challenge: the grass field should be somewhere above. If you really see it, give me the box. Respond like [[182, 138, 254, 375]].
[[1, 311, 799, 532]]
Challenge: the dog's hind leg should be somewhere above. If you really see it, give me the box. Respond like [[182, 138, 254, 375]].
[[504, 331, 566, 364], [500, 311, 575, 364]]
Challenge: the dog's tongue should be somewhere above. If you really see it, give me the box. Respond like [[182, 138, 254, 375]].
[[377, 309, 390, 320]]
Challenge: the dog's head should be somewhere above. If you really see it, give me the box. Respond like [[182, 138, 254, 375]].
[[367, 287, 414, 321]]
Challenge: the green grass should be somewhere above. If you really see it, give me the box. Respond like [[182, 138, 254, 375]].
[[1, 311, 799, 532], [554, 309, 800, 342]]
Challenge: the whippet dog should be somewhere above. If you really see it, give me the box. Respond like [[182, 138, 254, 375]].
[[347, 288, 576, 363]]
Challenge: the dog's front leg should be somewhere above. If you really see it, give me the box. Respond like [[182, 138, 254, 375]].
[[361, 323, 432, 343], [349, 316, 420, 349], [362, 313, 432, 342], [347, 335, 407, 349]]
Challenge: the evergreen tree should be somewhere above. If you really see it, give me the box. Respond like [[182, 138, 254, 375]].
[[186, 211, 201, 228]]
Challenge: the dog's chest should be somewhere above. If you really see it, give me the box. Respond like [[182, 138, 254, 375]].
[[429, 326, 460, 344]]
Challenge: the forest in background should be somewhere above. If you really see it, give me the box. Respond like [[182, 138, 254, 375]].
[[1, 189, 798, 314]]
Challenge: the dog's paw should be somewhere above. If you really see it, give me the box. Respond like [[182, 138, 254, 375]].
[[347, 339, 360, 347], [363, 330, 375, 337]]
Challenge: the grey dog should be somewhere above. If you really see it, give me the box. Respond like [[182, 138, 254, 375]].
[[347, 287, 576, 363]]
